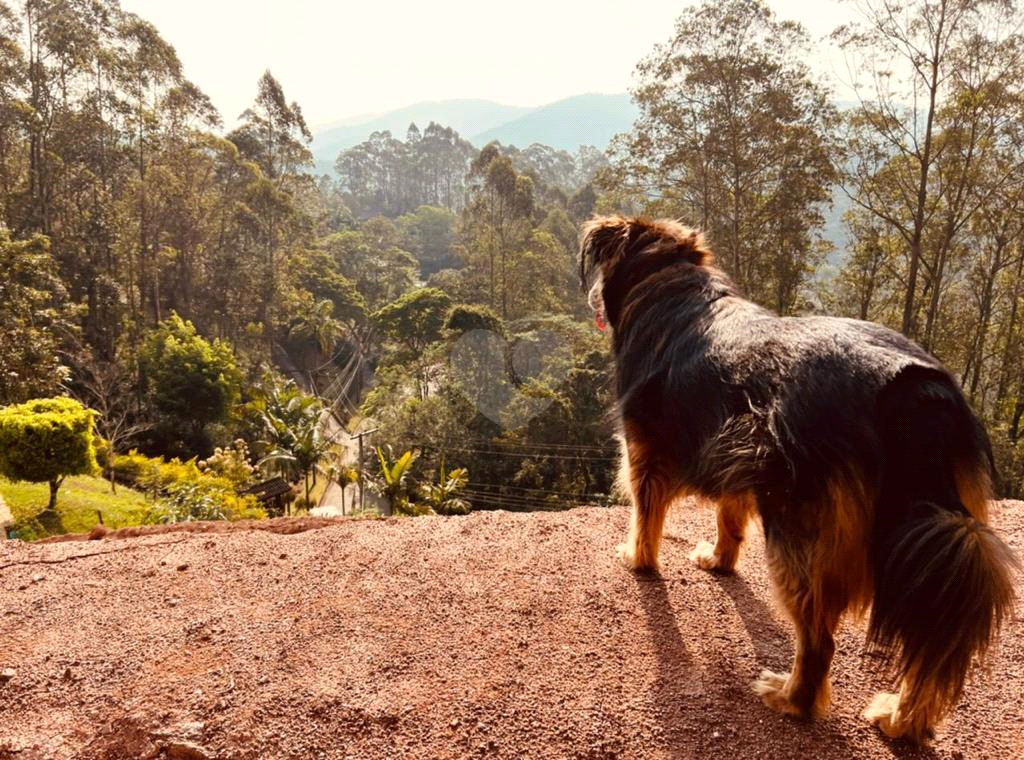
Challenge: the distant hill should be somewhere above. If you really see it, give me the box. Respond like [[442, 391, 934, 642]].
[[311, 99, 532, 173], [471, 93, 638, 152], [310, 93, 639, 173]]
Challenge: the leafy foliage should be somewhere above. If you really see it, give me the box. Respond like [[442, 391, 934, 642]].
[[246, 379, 334, 507], [110, 448, 264, 524], [198, 439, 257, 489], [373, 447, 422, 515], [0, 397, 98, 510], [603, 0, 838, 313], [421, 458, 471, 516], [138, 314, 242, 456], [0, 233, 73, 404]]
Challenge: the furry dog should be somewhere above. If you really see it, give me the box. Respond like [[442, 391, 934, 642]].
[[579, 215, 1018, 741]]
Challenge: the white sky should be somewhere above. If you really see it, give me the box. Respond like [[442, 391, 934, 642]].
[[118, 0, 857, 129]]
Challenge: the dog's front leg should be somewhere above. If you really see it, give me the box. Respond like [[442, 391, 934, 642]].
[[617, 448, 673, 574]]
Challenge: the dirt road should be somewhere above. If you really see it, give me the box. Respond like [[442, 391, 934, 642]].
[[1, 502, 1021, 759]]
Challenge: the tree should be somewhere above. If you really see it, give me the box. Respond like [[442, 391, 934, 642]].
[[375, 288, 453, 359], [0, 397, 97, 511], [321, 222, 419, 309], [0, 231, 72, 404], [248, 379, 333, 509], [334, 123, 477, 217], [398, 205, 457, 277], [227, 71, 314, 337], [461, 144, 536, 318], [375, 287, 454, 401], [65, 341, 152, 492], [606, 0, 838, 312], [288, 298, 345, 356], [833, 0, 1019, 338], [322, 461, 359, 514], [229, 70, 312, 183], [138, 314, 242, 455], [373, 447, 421, 516]]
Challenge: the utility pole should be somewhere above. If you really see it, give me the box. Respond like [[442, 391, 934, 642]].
[[350, 427, 380, 513]]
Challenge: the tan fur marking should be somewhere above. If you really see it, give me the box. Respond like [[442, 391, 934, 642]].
[[956, 462, 991, 522], [617, 428, 681, 573], [690, 491, 755, 573]]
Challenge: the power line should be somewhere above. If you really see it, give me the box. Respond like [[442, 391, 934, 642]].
[[461, 492, 587, 511], [430, 446, 618, 463], [461, 489, 594, 508], [466, 439, 618, 453], [466, 482, 608, 499]]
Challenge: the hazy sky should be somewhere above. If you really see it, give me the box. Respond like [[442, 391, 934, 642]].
[[118, 0, 857, 129]]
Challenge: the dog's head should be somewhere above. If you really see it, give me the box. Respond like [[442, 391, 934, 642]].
[[579, 216, 713, 332]]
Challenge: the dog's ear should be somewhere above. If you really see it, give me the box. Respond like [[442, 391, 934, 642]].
[[579, 216, 633, 286]]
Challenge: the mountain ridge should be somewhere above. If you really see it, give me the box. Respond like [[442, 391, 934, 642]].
[[311, 92, 637, 171]]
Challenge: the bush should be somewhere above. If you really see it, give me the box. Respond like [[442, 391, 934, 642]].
[[147, 476, 264, 524], [112, 449, 265, 524], [198, 439, 256, 488], [93, 436, 113, 472], [138, 313, 242, 457]]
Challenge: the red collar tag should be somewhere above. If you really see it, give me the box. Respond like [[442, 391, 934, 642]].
[[595, 311, 607, 332]]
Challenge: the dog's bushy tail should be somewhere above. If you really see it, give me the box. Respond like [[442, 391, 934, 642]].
[[867, 369, 1019, 738], [868, 503, 1017, 735]]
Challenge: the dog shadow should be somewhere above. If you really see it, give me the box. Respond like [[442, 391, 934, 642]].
[[712, 571, 793, 670], [633, 571, 939, 760]]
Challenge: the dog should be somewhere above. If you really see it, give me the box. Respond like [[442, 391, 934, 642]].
[[579, 215, 1018, 742]]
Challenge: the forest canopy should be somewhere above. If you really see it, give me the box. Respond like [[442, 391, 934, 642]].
[[0, 0, 1022, 515]]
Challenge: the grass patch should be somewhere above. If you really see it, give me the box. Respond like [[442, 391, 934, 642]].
[[1, 475, 154, 541]]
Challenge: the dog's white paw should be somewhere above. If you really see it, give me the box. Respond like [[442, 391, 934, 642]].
[[752, 669, 801, 717], [616, 542, 658, 574], [864, 692, 912, 738], [689, 541, 719, 570], [689, 540, 738, 574]]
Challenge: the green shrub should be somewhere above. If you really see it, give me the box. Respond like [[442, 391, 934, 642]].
[[93, 436, 113, 471], [139, 457, 202, 495], [112, 449, 266, 524], [111, 450, 162, 491], [147, 476, 264, 524]]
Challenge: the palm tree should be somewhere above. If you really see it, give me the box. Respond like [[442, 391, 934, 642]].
[[322, 461, 359, 514], [250, 380, 335, 510], [373, 447, 421, 516], [289, 299, 344, 356]]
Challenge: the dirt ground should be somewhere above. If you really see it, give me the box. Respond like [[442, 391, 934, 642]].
[[1, 501, 1022, 760]]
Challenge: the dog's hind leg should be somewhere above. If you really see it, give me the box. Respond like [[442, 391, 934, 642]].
[[752, 542, 844, 719], [690, 491, 755, 573], [617, 439, 676, 574]]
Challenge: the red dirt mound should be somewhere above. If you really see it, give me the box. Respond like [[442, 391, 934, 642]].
[[1, 502, 1022, 759]]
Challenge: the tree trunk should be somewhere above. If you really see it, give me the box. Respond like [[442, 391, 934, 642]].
[[995, 252, 1024, 417], [901, 0, 947, 338], [47, 478, 61, 511]]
